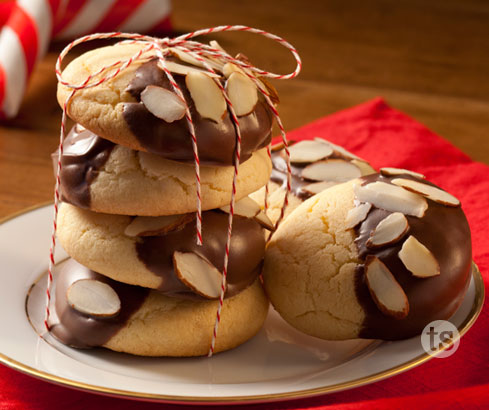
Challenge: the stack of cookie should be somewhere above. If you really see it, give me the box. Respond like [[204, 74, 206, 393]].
[[50, 42, 277, 356]]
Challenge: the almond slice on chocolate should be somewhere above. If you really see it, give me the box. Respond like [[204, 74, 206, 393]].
[[351, 159, 376, 176], [220, 196, 261, 218], [186, 72, 227, 122], [345, 202, 372, 229], [398, 235, 440, 278], [125, 214, 194, 237], [158, 60, 221, 78], [380, 167, 425, 179], [173, 251, 223, 299], [67, 279, 121, 318], [257, 76, 280, 104], [140, 85, 187, 123], [271, 141, 286, 152], [254, 211, 275, 231], [223, 63, 278, 104], [314, 138, 361, 160], [226, 71, 258, 116], [302, 159, 362, 182], [288, 140, 334, 163], [271, 140, 296, 152], [365, 256, 409, 319], [170, 48, 223, 72], [301, 181, 338, 196], [353, 181, 428, 218], [391, 178, 460, 207], [223, 62, 245, 78], [366, 212, 409, 248]]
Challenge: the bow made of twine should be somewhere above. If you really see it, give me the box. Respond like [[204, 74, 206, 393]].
[[47, 25, 301, 357]]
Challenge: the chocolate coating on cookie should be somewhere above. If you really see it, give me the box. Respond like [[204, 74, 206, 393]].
[[137, 211, 265, 298], [354, 174, 472, 340], [271, 151, 312, 200], [123, 59, 273, 165], [271, 144, 372, 200], [55, 125, 114, 208], [50, 259, 149, 348]]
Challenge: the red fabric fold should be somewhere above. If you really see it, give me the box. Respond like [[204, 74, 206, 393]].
[[1, 98, 487, 409]]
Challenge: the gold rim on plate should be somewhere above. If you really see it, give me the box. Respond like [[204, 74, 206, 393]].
[[0, 203, 485, 404]]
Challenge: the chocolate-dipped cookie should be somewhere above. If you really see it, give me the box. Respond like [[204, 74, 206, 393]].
[[250, 138, 376, 224], [57, 43, 276, 165], [49, 259, 268, 356], [263, 170, 471, 340], [56, 201, 268, 295], [54, 125, 271, 215]]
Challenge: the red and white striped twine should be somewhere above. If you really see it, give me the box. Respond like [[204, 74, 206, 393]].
[[0, 0, 172, 119], [48, 25, 301, 355]]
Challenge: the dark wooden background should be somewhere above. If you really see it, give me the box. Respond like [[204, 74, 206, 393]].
[[1, 0, 488, 218]]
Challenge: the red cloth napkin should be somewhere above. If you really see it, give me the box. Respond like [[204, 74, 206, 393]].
[[1, 98, 487, 409]]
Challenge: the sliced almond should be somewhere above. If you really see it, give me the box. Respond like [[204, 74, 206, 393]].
[[380, 167, 425, 179], [398, 235, 440, 278], [391, 178, 460, 207], [288, 140, 334, 163], [365, 256, 409, 319], [351, 159, 376, 176], [223, 63, 279, 104], [314, 138, 361, 160], [235, 52, 251, 64], [302, 159, 362, 182], [206, 41, 229, 70], [345, 202, 372, 229], [366, 212, 409, 248], [158, 60, 220, 78], [223, 62, 245, 78], [209, 40, 227, 54], [271, 141, 286, 152], [254, 211, 275, 231], [173, 251, 223, 299], [125, 214, 194, 237], [220, 196, 261, 218], [186, 71, 227, 122], [271, 140, 296, 152], [353, 182, 428, 218], [257, 76, 280, 104], [140, 85, 186, 123], [226, 71, 258, 116], [170, 48, 222, 72], [67, 279, 121, 318], [301, 181, 338, 196], [170, 47, 202, 66]]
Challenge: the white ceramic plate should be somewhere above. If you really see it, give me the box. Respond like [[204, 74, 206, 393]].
[[0, 204, 484, 404]]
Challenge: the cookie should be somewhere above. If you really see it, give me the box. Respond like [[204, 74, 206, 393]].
[[56, 125, 271, 215], [250, 138, 376, 224], [50, 259, 269, 356], [263, 171, 472, 340], [57, 43, 276, 165], [57, 202, 267, 294]]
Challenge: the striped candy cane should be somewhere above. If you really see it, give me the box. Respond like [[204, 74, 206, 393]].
[[0, 0, 54, 119], [53, 0, 171, 40], [0, 0, 172, 120]]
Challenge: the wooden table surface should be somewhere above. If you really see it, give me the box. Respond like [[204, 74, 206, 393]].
[[1, 0, 488, 218]]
